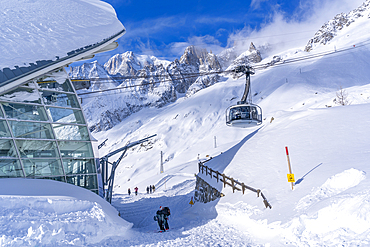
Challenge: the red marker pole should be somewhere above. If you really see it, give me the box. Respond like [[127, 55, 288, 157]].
[[285, 146, 294, 190]]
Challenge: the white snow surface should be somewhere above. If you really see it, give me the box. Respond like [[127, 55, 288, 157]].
[[2, 2, 370, 246], [0, 0, 124, 70]]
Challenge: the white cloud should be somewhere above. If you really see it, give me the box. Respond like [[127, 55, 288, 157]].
[[195, 17, 239, 24], [228, 0, 365, 57], [123, 16, 186, 39], [250, 0, 269, 9]]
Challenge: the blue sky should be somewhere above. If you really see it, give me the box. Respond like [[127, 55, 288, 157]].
[[90, 0, 364, 63]]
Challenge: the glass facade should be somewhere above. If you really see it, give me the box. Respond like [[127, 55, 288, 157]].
[[0, 74, 99, 194]]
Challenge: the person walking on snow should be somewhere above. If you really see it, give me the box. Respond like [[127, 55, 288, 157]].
[[152, 185, 155, 193], [150, 185, 152, 193], [154, 206, 170, 231], [134, 186, 138, 196], [128, 188, 131, 196], [146, 186, 149, 194]]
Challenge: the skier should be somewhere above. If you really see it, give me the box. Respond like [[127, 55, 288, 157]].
[[128, 188, 131, 196], [154, 206, 170, 231], [152, 185, 155, 193], [146, 186, 149, 194], [134, 186, 138, 196], [150, 185, 152, 193]]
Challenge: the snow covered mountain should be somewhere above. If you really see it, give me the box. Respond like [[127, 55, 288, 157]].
[[305, 0, 370, 51], [70, 45, 235, 132]]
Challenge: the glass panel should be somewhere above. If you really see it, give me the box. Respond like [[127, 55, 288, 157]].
[[58, 141, 94, 158], [15, 140, 59, 158], [0, 106, 3, 118], [38, 79, 74, 92], [0, 139, 18, 157], [0, 159, 23, 177], [62, 159, 95, 175], [66, 174, 98, 190], [8, 121, 54, 139], [22, 158, 63, 177], [46, 107, 85, 124], [0, 87, 41, 104], [40, 90, 79, 108], [37, 176, 65, 182], [52, 124, 89, 141], [2, 103, 48, 121], [0, 120, 11, 137]]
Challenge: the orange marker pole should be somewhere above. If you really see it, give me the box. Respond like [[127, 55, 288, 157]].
[[285, 146, 294, 190]]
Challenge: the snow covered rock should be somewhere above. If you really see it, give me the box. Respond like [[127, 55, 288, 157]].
[[305, 0, 370, 51], [226, 42, 262, 71]]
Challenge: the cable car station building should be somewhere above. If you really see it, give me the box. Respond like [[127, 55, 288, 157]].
[[0, 0, 125, 196]]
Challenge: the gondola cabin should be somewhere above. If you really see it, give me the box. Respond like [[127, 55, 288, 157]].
[[226, 103, 262, 127]]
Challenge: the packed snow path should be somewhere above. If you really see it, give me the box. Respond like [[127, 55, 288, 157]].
[[109, 177, 255, 246]]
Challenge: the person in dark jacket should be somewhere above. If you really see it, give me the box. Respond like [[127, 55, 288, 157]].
[[154, 206, 169, 231], [146, 186, 149, 194], [128, 188, 131, 196]]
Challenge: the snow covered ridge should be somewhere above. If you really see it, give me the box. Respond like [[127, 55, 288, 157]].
[[0, 0, 124, 70], [305, 0, 370, 51]]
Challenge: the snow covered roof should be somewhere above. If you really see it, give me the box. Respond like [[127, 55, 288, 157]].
[[0, 0, 125, 92]]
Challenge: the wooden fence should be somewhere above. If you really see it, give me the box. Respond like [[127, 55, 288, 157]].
[[198, 161, 272, 209]]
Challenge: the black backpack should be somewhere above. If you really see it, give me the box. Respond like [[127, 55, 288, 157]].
[[163, 207, 170, 216]]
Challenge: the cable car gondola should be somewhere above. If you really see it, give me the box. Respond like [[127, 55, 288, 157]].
[[226, 65, 262, 127]]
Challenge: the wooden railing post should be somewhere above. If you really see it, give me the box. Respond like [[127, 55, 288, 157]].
[[196, 163, 272, 209]]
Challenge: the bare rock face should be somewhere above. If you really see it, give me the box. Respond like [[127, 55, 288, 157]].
[[194, 176, 222, 203]]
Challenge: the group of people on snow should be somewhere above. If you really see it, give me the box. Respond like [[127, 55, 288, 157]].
[[146, 185, 155, 194], [127, 185, 155, 196]]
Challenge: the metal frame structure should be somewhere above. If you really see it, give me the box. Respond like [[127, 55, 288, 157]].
[[99, 134, 156, 203], [226, 65, 262, 127]]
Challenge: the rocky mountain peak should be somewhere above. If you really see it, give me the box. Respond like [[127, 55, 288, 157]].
[[305, 0, 370, 52]]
